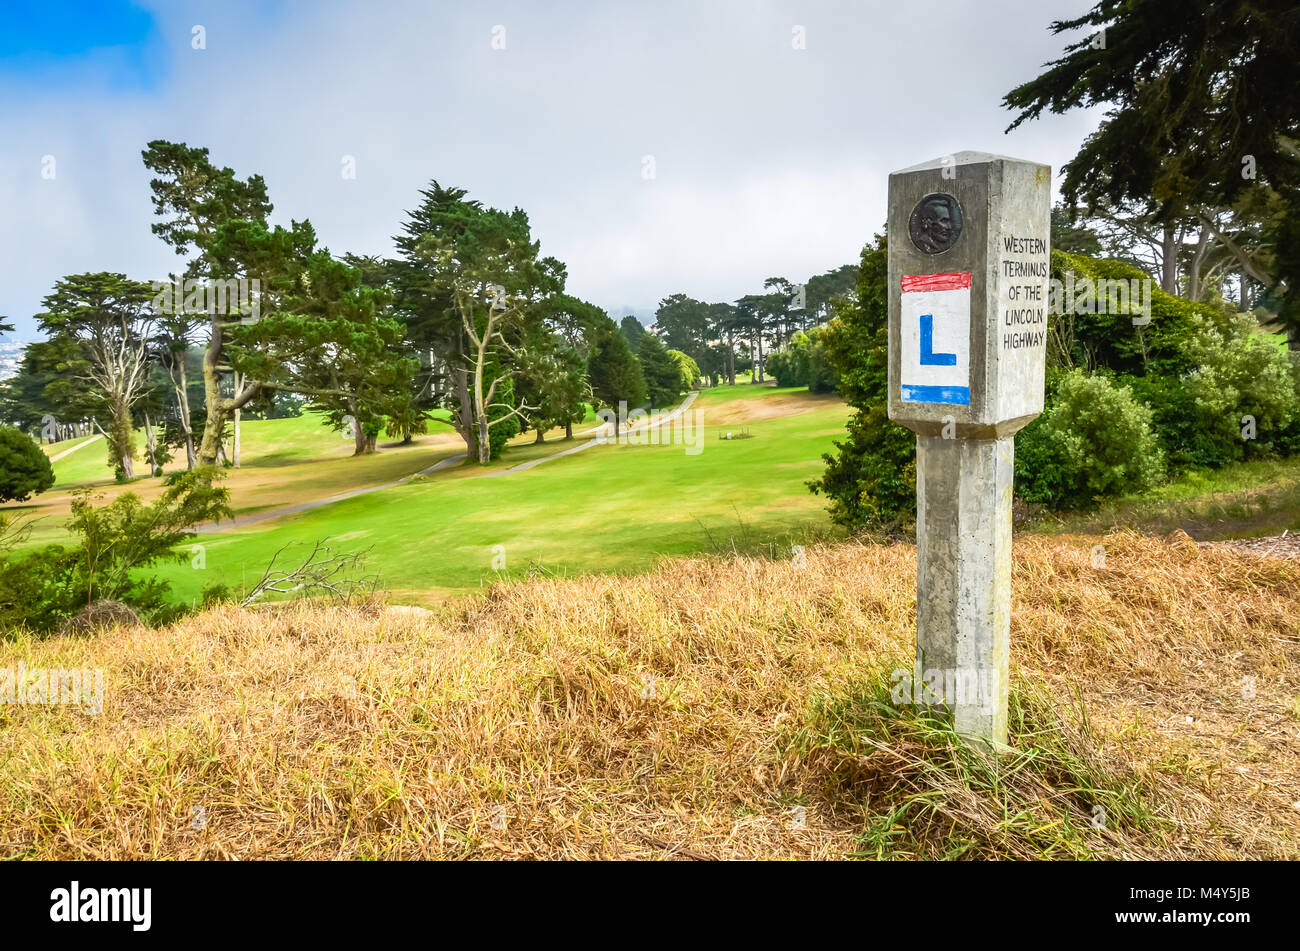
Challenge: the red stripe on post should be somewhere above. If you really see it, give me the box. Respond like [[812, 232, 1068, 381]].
[[901, 272, 972, 293]]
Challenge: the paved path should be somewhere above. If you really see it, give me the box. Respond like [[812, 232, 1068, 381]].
[[481, 391, 699, 478], [194, 450, 467, 534], [48, 434, 102, 462], [196, 392, 700, 533]]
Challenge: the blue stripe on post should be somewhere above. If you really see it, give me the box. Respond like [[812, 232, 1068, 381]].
[[901, 384, 970, 405]]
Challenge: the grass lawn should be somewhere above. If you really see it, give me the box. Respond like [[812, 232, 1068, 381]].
[[1040, 455, 1300, 541], [153, 386, 849, 605]]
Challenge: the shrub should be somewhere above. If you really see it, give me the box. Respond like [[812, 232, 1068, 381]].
[[0, 468, 231, 635], [666, 349, 702, 391], [1182, 312, 1297, 462], [1015, 369, 1165, 510], [767, 327, 838, 393], [765, 348, 801, 387], [0, 425, 55, 502], [1124, 373, 1235, 471]]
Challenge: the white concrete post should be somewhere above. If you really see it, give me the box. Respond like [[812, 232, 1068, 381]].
[[887, 152, 1050, 746]]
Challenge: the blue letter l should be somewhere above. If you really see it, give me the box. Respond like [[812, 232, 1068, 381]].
[[919, 314, 956, 366]]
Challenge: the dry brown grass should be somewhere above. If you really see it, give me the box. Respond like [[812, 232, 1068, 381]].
[[700, 391, 843, 427], [1, 531, 1297, 860]]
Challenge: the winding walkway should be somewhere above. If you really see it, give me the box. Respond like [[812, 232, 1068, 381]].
[[47, 434, 102, 462], [196, 392, 700, 534]]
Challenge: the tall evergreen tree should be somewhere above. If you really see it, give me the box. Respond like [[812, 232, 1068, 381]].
[[808, 235, 917, 530], [637, 332, 682, 409], [587, 318, 646, 438], [620, 314, 647, 349], [37, 273, 157, 479], [143, 140, 273, 466], [1003, 0, 1300, 340]]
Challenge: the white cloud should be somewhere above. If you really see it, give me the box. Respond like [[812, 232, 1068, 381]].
[[0, 0, 1103, 337]]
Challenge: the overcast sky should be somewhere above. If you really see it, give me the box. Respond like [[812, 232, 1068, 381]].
[[0, 0, 1103, 340]]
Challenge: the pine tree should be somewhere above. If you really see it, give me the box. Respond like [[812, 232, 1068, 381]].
[[587, 319, 646, 437], [637, 332, 682, 409]]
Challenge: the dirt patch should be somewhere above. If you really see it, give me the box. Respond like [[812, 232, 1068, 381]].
[[699, 391, 844, 427], [1202, 531, 1300, 560]]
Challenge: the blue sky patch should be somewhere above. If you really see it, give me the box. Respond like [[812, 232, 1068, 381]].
[[0, 0, 162, 89]]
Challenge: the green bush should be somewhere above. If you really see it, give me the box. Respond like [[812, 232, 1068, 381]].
[[666, 349, 702, 391], [765, 348, 801, 387], [767, 326, 838, 393], [0, 425, 55, 502], [0, 468, 231, 635], [1123, 373, 1234, 471], [1015, 370, 1165, 510], [1182, 313, 1297, 462]]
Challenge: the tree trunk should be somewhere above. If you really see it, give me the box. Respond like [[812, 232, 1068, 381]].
[[144, 411, 156, 473], [232, 371, 243, 467], [197, 318, 225, 467], [1161, 220, 1178, 295], [114, 400, 135, 479], [534, 426, 545, 444], [565, 419, 573, 440], [1187, 224, 1210, 301], [471, 325, 492, 465], [173, 351, 196, 469], [455, 365, 475, 456]]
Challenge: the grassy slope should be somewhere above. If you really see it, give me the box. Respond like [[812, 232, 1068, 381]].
[[3, 533, 1295, 859], [5, 407, 594, 549], [1041, 456, 1300, 541], [156, 386, 849, 604]]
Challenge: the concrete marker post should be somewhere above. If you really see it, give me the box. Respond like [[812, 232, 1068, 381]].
[[887, 152, 1050, 746]]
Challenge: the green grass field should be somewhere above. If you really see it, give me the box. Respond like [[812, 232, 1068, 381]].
[[18, 380, 1298, 610], [45, 412, 398, 489], [154, 386, 849, 604], [1045, 455, 1300, 540]]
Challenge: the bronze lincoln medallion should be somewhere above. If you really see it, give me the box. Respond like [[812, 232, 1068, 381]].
[[908, 193, 963, 254]]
